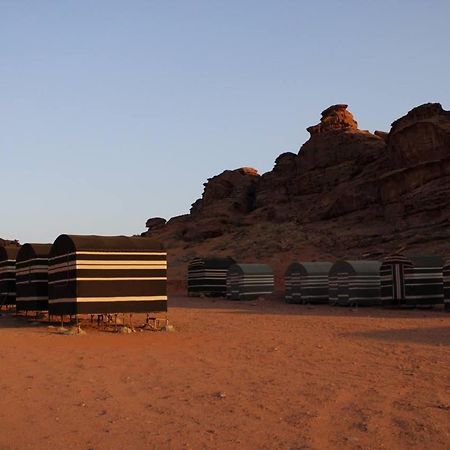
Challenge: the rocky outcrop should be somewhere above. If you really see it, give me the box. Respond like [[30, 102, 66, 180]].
[[147, 167, 262, 243], [388, 103, 450, 168], [145, 217, 166, 231], [0, 239, 19, 247], [255, 104, 385, 222], [190, 167, 260, 217], [306, 104, 358, 134], [143, 102, 450, 281], [378, 103, 450, 234]]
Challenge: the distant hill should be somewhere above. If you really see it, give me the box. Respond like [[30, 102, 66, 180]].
[[0, 238, 20, 247], [145, 102, 449, 281]]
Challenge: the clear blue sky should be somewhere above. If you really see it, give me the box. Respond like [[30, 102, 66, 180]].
[[1, 0, 449, 243]]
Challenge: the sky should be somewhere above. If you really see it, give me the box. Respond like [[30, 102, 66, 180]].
[[1, 0, 450, 243]]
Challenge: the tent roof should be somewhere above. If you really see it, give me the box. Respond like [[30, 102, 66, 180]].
[[383, 254, 444, 268], [189, 257, 236, 270], [17, 243, 52, 262], [330, 260, 381, 275], [230, 263, 273, 275], [0, 246, 20, 261], [50, 234, 164, 256], [286, 261, 333, 275]]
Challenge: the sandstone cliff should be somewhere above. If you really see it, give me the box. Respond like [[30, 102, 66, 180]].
[[144, 103, 450, 282]]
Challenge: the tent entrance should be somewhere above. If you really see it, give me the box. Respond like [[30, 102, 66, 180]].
[[392, 262, 407, 304], [227, 272, 240, 300], [292, 272, 302, 303], [337, 272, 349, 303]]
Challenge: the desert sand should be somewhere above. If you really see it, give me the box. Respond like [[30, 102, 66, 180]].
[[1, 296, 450, 450]]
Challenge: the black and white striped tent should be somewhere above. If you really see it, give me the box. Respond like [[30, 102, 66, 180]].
[[226, 264, 274, 300], [16, 243, 52, 313], [329, 260, 381, 306], [381, 255, 444, 306], [187, 257, 236, 297], [444, 260, 450, 311], [0, 246, 20, 307], [285, 262, 332, 304], [48, 235, 167, 316]]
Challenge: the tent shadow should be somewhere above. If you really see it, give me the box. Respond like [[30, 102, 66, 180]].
[[170, 295, 450, 320], [348, 326, 450, 347], [0, 312, 50, 329]]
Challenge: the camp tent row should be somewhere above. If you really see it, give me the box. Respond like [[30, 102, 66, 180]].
[[1, 235, 167, 318], [188, 255, 450, 306], [188, 258, 274, 300], [285, 256, 448, 307]]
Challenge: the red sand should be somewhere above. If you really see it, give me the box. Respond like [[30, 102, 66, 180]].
[[1, 296, 450, 449]]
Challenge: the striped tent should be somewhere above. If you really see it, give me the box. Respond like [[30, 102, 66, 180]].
[[226, 264, 274, 300], [285, 262, 332, 304], [380, 254, 413, 305], [381, 255, 443, 306], [48, 235, 167, 316], [0, 246, 20, 307], [329, 260, 381, 306], [444, 261, 450, 311], [187, 257, 236, 297], [16, 243, 52, 313]]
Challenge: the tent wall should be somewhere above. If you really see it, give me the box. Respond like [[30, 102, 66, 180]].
[[16, 244, 52, 312], [329, 260, 381, 306], [226, 264, 274, 300], [187, 257, 235, 297], [382, 255, 443, 306], [444, 263, 450, 311], [404, 257, 444, 306], [48, 235, 167, 315], [285, 262, 332, 304], [285, 264, 301, 303], [0, 247, 20, 307], [380, 255, 412, 305]]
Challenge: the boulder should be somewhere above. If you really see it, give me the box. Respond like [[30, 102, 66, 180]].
[[190, 167, 260, 218], [145, 217, 167, 231], [0, 239, 20, 247], [306, 104, 358, 135], [388, 103, 450, 168]]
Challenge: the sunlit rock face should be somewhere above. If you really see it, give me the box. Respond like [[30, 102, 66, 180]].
[[143, 102, 450, 270], [379, 103, 450, 237], [255, 104, 385, 222], [306, 104, 359, 135], [387, 103, 450, 168], [190, 167, 260, 217]]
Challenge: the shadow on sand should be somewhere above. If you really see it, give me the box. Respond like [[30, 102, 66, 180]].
[[0, 312, 51, 329], [348, 325, 450, 347], [170, 295, 450, 320]]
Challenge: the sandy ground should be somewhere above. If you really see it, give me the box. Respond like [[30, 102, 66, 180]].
[[1, 296, 450, 450]]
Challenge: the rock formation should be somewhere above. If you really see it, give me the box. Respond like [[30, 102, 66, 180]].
[[145, 217, 167, 231], [0, 238, 20, 247], [306, 104, 358, 134], [387, 102, 450, 168], [143, 102, 450, 282], [190, 167, 260, 217]]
